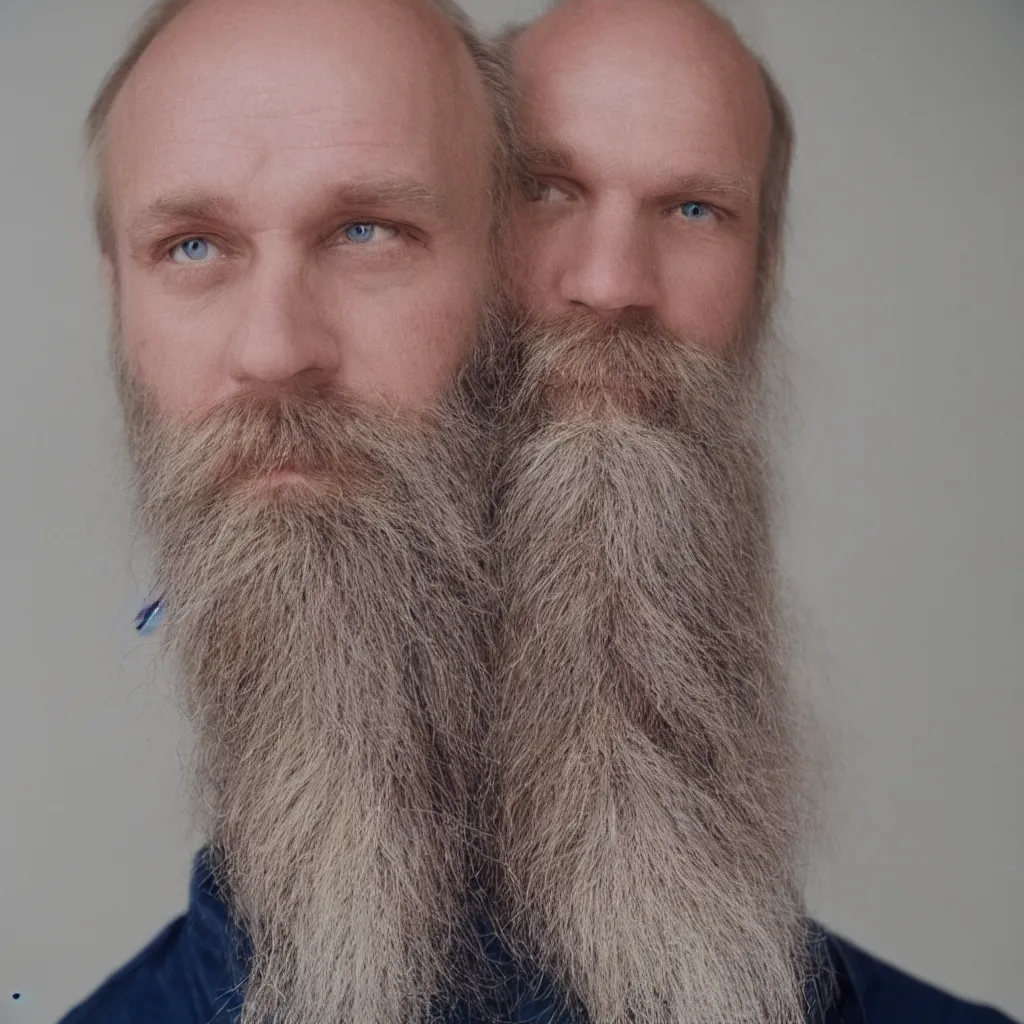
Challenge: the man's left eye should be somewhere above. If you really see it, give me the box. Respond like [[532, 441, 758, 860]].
[[170, 237, 220, 263], [678, 201, 713, 221], [520, 175, 572, 204], [343, 222, 397, 244]]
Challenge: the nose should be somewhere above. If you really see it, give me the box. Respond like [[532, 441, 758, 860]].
[[225, 250, 340, 388], [557, 205, 659, 316]]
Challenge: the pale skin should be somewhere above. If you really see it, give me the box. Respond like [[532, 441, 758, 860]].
[[104, 0, 495, 418], [510, 0, 772, 350]]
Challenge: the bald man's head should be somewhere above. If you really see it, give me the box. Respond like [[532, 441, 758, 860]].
[[91, 0, 514, 417], [87, 0, 513, 257], [85, 2, 515, 1022], [487, 6, 815, 1024], [506, 0, 793, 345]]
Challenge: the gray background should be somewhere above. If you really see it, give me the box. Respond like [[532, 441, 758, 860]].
[[1, 1, 1021, 1021]]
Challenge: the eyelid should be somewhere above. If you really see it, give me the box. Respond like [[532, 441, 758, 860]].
[[164, 235, 224, 265], [521, 173, 578, 203], [665, 200, 726, 221], [348, 219, 397, 237], [328, 218, 407, 246]]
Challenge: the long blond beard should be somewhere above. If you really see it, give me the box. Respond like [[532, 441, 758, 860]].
[[116, 343, 496, 1024], [489, 311, 823, 1024]]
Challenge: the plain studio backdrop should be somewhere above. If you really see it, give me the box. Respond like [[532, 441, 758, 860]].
[[1, 1, 1021, 1021]]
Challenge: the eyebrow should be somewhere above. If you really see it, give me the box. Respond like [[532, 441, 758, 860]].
[[656, 173, 758, 205], [519, 144, 576, 172], [125, 191, 237, 250], [331, 180, 448, 214], [125, 179, 448, 250], [519, 144, 758, 205]]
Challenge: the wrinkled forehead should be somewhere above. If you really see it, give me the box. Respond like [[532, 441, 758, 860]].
[[105, 0, 494, 221], [513, 0, 770, 183]]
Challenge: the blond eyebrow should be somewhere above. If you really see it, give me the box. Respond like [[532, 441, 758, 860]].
[[329, 180, 448, 215], [125, 179, 448, 250], [656, 173, 758, 205], [125, 191, 237, 248], [518, 144, 576, 172], [519, 142, 758, 205]]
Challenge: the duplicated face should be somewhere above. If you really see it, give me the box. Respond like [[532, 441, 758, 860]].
[[105, 0, 494, 417], [509, 0, 771, 350]]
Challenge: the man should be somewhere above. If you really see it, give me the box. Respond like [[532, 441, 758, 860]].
[[59, 1, 1018, 1024], [488, 0, 1017, 1022], [61, 0, 510, 1021]]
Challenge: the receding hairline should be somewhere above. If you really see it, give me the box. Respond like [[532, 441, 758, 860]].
[[501, 0, 794, 313], [86, 0, 514, 256]]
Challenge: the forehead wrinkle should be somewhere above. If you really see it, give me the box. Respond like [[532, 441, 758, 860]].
[[153, 104, 430, 150], [113, 117, 442, 210], [518, 92, 765, 203]]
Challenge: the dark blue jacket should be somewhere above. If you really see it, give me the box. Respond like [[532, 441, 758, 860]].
[[59, 850, 1017, 1023]]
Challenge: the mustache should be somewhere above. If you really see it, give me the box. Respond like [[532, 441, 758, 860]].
[[503, 308, 755, 430], [143, 383, 434, 499]]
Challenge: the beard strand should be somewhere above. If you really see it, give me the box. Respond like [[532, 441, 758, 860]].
[[488, 311, 824, 1024], [117, 340, 498, 1024]]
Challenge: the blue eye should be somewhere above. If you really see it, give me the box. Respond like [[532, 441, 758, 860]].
[[170, 237, 217, 263], [346, 222, 377, 243], [679, 202, 712, 221], [341, 221, 399, 246]]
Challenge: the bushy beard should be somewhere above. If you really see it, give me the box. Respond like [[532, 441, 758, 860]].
[[489, 310, 824, 1024], [115, 329, 498, 1024]]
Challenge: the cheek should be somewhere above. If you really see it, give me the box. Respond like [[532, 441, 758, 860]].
[[659, 241, 759, 349], [318, 259, 484, 404], [116, 273, 225, 416], [399, 277, 479, 370], [507, 207, 562, 310]]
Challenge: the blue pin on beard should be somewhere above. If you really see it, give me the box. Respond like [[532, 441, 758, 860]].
[[134, 597, 166, 636]]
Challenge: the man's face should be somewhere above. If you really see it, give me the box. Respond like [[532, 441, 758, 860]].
[[487, 6, 816, 1022], [104, 0, 494, 417], [100, 4, 501, 1021], [508, 0, 771, 350]]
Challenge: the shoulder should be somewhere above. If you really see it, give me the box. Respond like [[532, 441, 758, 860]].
[[57, 914, 235, 1024], [58, 849, 244, 1024], [824, 929, 1019, 1023]]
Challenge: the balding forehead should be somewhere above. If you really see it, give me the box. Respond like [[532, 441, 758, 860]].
[[514, 0, 770, 171], [108, 0, 490, 173], [95, 0, 501, 265], [87, 0, 511, 256], [139, 0, 477, 95], [112, 0, 488, 149], [517, 0, 768, 119]]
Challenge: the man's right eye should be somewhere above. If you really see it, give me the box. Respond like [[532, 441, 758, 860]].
[[520, 175, 570, 204]]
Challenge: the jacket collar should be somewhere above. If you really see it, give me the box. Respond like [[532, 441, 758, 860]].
[[185, 848, 862, 1024]]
